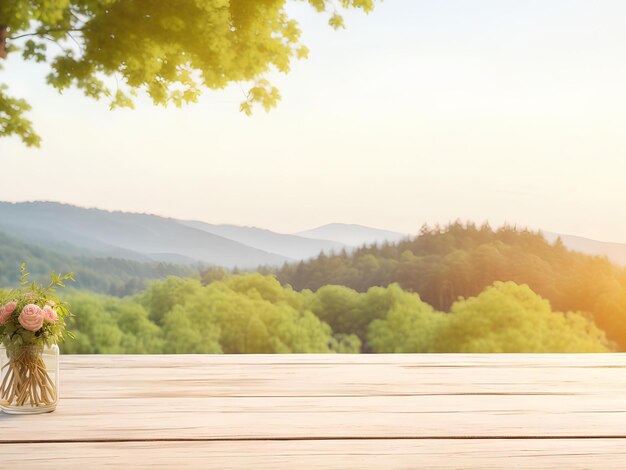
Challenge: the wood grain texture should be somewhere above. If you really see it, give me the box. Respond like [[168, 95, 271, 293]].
[[2, 439, 626, 470], [1, 354, 625, 468]]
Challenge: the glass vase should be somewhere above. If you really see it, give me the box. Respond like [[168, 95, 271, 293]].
[[0, 344, 59, 414]]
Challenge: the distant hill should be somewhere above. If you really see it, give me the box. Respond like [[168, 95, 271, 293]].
[[0, 231, 194, 295], [295, 223, 408, 247], [181, 220, 345, 260], [3, 200, 625, 275], [0, 202, 289, 268], [543, 231, 626, 266]]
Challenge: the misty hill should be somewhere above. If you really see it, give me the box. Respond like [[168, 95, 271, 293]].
[[543, 231, 626, 266], [0, 202, 289, 268], [296, 223, 408, 247], [3, 200, 625, 276], [0, 231, 194, 295], [181, 220, 346, 260]]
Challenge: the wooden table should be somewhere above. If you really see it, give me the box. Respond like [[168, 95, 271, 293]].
[[1, 354, 626, 468]]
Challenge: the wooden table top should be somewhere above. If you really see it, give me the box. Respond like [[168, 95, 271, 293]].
[[2, 354, 626, 468]]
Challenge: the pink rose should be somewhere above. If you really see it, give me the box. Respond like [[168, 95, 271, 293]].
[[43, 305, 58, 323], [4, 301, 17, 315], [0, 302, 17, 325], [18, 304, 44, 332]]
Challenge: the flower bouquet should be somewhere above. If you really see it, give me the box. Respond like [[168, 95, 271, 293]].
[[0, 265, 74, 414]]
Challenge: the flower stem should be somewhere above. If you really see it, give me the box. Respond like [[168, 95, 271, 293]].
[[0, 347, 56, 408]]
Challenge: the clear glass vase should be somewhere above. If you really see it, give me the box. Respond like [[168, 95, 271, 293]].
[[0, 344, 59, 414]]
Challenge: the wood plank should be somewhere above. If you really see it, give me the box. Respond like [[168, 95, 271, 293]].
[[2, 354, 626, 441], [59, 353, 626, 366], [2, 439, 626, 469], [3, 394, 626, 441], [58, 354, 626, 399]]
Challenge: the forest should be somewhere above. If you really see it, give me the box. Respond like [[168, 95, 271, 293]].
[[275, 223, 626, 351], [3, 223, 625, 354], [59, 274, 610, 354]]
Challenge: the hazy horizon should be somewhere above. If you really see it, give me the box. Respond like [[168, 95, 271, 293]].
[[2, 1, 626, 241], [3, 198, 626, 247]]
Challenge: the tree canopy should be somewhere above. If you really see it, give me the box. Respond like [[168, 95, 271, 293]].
[[368, 282, 612, 353], [55, 273, 615, 355], [0, 0, 374, 146], [277, 222, 626, 350]]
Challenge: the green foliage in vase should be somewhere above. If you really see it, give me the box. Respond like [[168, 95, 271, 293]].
[[0, 264, 74, 349], [0, 0, 375, 146]]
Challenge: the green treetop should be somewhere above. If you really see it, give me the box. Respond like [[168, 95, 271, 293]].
[[0, 0, 375, 147]]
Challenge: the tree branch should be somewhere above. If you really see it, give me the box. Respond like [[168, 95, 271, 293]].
[[9, 28, 85, 41], [0, 25, 7, 59]]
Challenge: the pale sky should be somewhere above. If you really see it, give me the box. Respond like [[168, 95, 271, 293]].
[[2, 1, 626, 241]]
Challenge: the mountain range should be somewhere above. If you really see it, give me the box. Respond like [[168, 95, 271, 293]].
[[0, 202, 393, 269], [0, 201, 625, 270], [180, 220, 345, 261]]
